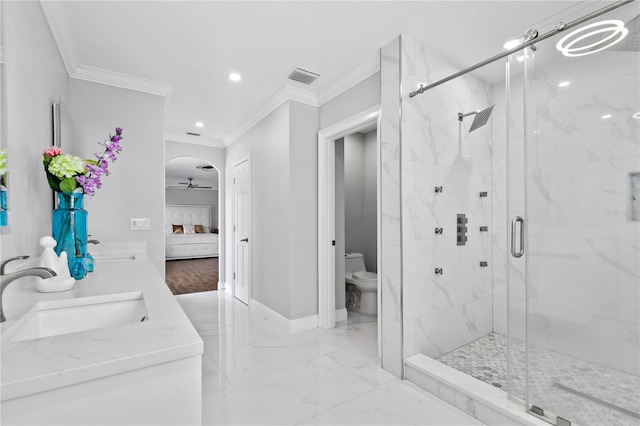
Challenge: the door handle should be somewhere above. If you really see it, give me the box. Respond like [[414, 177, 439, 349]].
[[510, 216, 524, 258], [240, 238, 249, 242]]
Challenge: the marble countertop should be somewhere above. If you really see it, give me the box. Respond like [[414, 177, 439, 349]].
[[0, 243, 203, 401]]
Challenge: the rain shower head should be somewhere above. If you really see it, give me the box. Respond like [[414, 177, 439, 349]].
[[458, 104, 495, 133]]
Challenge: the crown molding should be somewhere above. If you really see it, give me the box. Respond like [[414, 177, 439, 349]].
[[224, 53, 381, 147], [316, 52, 380, 106], [165, 134, 226, 149], [71, 65, 174, 98], [39, 0, 78, 75], [223, 84, 318, 147]]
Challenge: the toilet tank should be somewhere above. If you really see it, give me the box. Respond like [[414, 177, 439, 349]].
[[344, 252, 365, 275]]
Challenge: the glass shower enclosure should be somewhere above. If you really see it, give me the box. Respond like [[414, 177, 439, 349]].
[[402, 1, 639, 425]]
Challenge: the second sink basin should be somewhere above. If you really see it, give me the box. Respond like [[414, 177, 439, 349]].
[[6, 291, 148, 342]]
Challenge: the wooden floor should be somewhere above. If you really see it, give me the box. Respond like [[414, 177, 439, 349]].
[[165, 257, 218, 295]]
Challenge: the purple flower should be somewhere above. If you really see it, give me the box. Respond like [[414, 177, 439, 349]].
[[79, 127, 124, 197]]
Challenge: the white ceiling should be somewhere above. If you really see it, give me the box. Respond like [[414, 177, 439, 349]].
[[45, 0, 617, 151], [165, 157, 219, 189]]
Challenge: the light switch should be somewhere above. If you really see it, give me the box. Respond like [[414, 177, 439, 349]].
[[130, 218, 151, 230]]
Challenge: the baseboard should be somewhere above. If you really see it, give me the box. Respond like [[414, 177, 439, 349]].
[[217, 282, 226, 290], [251, 300, 345, 333]]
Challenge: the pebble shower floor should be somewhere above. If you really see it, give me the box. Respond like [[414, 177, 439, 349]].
[[438, 333, 640, 426]]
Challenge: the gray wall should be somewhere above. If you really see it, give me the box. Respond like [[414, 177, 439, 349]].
[[288, 102, 319, 320], [67, 79, 166, 276], [363, 129, 377, 272], [224, 100, 319, 321], [343, 131, 377, 272], [225, 102, 292, 317], [344, 133, 365, 255], [2, 1, 70, 259], [319, 73, 380, 130], [335, 139, 346, 311]]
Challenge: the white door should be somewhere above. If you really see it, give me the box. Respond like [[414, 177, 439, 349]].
[[233, 156, 250, 305]]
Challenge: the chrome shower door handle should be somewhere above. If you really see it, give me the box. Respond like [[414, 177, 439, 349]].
[[511, 216, 524, 258]]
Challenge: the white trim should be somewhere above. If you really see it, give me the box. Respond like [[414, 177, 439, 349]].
[[39, 0, 78, 75], [165, 134, 225, 149], [232, 153, 252, 306], [223, 84, 317, 147], [316, 52, 380, 106], [223, 55, 381, 148], [217, 282, 227, 290], [71, 65, 174, 98], [317, 105, 380, 329], [251, 300, 319, 333], [335, 308, 348, 323]]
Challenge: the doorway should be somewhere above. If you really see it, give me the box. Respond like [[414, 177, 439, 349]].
[[317, 106, 381, 353], [164, 156, 220, 295], [232, 154, 251, 305]]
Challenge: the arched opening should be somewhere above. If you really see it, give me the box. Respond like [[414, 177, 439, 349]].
[[164, 156, 221, 295]]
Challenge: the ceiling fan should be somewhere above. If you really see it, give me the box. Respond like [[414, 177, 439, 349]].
[[173, 177, 212, 190]]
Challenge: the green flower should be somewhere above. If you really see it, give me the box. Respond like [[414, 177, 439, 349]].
[[0, 149, 6, 176], [48, 154, 85, 179]]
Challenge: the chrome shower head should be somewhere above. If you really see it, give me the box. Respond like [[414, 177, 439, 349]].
[[458, 104, 495, 133]]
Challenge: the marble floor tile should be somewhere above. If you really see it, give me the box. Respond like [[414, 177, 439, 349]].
[[298, 379, 483, 425], [203, 355, 375, 425], [177, 290, 483, 426], [201, 353, 231, 395]]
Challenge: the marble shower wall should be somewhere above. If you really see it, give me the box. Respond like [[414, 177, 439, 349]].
[[492, 48, 640, 374], [400, 37, 494, 360]]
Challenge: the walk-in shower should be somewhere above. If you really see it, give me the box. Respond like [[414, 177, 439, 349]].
[[398, 1, 639, 425]]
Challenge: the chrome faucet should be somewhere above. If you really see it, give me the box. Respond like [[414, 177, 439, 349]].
[[0, 256, 56, 322]]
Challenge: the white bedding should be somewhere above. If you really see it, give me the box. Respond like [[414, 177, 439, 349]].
[[165, 233, 219, 245], [165, 204, 219, 259]]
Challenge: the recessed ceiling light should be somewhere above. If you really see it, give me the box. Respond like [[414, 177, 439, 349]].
[[633, 112, 640, 119], [558, 81, 571, 88], [503, 38, 523, 50], [602, 114, 612, 119], [195, 121, 204, 128], [556, 20, 628, 57], [228, 72, 242, 82]]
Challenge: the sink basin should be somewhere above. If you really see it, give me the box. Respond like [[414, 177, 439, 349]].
[[6, 291, 148, 342]]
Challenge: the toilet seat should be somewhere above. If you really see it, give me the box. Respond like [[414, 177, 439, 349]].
[[352, 271, 377, 283]]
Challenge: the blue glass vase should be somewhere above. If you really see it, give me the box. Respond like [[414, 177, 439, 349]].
[[52, 192, 87, 280]]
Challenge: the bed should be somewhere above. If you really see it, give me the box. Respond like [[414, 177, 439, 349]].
[[165, 204, 219, 260]]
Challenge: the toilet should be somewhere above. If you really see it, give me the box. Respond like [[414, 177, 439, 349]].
[[344, 252, 378, 315]]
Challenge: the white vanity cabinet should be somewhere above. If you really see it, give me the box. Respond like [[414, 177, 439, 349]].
[[1, 245, 203, 425]]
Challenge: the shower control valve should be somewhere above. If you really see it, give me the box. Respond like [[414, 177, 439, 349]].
[[456, 214, 468, 246]]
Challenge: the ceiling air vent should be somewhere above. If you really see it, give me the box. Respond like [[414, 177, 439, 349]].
[[186, 132, 201, 136], [287, 67, 319, 85]]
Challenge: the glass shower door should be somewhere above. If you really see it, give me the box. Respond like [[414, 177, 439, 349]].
[[521, 4, 640, 425]]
